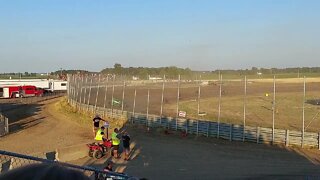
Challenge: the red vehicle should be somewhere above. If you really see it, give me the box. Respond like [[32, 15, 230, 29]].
[[0, 85, 44, 98], [87, 140, 112, 159]]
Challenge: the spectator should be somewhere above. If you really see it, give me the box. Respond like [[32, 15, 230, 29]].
[[103, 161, 113, 172], [122, 131, 131, 161]]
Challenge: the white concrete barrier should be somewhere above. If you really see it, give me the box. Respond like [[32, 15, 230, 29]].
[[55, 143, 89, 162]]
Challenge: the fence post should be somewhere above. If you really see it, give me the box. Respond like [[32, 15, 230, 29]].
[[160, 74, 165, 124], [146, 89, 150, 127], [176, 118, 178, 131], [132, 88, 137, 124], [196, 120, 199, 136], [256, 126, 260, 144], [217, 122, 220, 139], [286, 129, 290, 147], [302, 76, 306, 148], [121, 80, 125, 114], [229, 124, 233, 141], [176, 75, 181, 121], [87, 76, 93, 112], [206, 121, 209, 137], [5, 117, 9, 134], [185, 119, 188, 134], [318, 132, 320, 150]]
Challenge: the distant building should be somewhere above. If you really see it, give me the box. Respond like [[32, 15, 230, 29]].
[[148, 75, 162, 80]]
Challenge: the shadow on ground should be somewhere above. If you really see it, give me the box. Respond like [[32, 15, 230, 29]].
[[75, 123, 320, 180], [0, 101, 44, 135]]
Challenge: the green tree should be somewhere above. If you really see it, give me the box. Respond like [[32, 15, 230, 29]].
[[114, 63, 123, 74]]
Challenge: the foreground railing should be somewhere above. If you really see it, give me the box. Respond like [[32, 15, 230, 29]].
[[0, 150, 135, 180]]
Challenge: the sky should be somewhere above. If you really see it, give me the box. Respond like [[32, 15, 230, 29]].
[[0, 0, 319, 72]]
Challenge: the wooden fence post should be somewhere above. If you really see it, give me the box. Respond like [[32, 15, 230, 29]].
[[286, 129, 290, 147]]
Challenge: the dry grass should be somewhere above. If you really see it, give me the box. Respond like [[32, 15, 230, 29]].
[[167, 92, 320, 132], [55, 97, 127, 131]]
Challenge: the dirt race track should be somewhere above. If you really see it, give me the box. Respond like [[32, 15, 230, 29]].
[[1, 98, 320, 179], [0, 98, 92, 155], [81, 79, 320, 116]]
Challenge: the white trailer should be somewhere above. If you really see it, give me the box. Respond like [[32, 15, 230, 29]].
[[48, 80, 67, 92], [0, 79, 67, 92], [0, 79, 49, 89]]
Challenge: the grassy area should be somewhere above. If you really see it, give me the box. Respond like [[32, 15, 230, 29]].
[[54, 97, 92, 126], [167, 92, 320, 132], [54, 97, 127, 132]]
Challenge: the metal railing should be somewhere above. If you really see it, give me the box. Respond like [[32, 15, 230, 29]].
[[0, 150, 134, 180], [0, 114, 9, 137]]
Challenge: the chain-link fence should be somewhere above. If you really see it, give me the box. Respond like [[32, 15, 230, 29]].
[[68, 74, 320, 131], [0, 150, 135, 180], [67, 74, 320, 148]]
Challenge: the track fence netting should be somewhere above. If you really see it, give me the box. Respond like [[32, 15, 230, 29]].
[[0, 150, 135, 180], [67, 74, 320, 148]]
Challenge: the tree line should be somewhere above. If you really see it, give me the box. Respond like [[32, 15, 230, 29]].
[[101, 63, 193, 79], [3, 65, 319, 80]]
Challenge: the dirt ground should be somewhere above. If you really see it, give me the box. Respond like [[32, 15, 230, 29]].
[[73, 124, 320, 180], [0, 97, 92, 155], [2, 97, 320, 179]]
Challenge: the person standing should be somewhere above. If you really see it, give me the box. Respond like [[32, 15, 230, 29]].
[[92, 114, 107, 138], [103, 161, 113, 172], [122, 132, 131, 161], [111, 128, 121, 158]]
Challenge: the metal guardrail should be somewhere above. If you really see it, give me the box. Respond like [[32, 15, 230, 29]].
[[0, 150, 135, 180], [69, 99, 320, 149]]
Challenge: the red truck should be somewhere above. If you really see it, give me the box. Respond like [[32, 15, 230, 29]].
[[0, 85, 44, 98]]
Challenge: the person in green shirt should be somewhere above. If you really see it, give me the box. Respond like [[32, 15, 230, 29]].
[[111, 128, 121, 158], [95, 126, 107, 143]]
